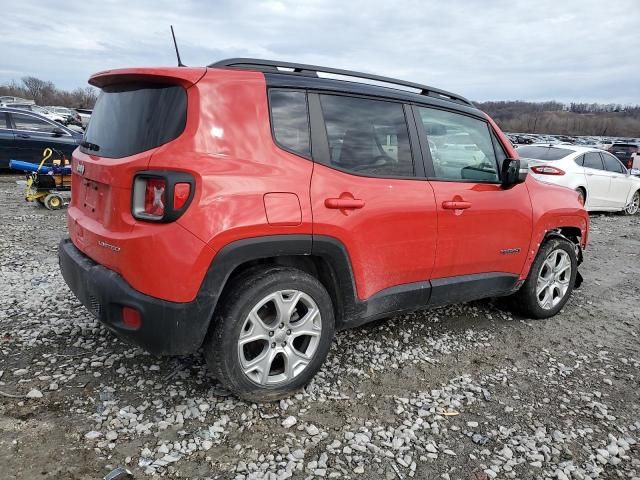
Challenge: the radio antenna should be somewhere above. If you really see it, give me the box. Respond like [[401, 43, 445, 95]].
[[170, 25, 186, 67]]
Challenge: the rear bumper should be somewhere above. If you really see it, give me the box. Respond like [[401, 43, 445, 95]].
[[58, 238, 214, 355]]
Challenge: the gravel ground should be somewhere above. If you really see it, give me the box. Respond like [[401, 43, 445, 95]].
[[0, 173, 639, 480]]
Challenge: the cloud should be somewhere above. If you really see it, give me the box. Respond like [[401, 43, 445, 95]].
[[2, 0, 639, 103]]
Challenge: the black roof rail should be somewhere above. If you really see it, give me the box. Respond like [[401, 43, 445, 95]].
[[209, 58, 474, 107]]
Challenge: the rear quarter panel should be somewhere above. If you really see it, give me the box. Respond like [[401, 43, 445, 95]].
[[150, 68, 314, 256]]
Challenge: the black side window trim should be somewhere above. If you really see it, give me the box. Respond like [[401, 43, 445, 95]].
[[412, 104, 502, 184], [307, 91, 423, 180], [267, 88, 312, 160]]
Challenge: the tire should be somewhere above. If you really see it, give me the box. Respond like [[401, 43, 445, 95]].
[[44, 193, 63, 210], [624, 190, 639, 215], [510, 238, 577, 319], [204, 266, 335, 402], [575, 187, 586, 207]]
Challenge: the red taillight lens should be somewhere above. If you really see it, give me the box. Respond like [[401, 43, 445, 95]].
[[132, 172, 194, 222], [173, 183, 191, 210], [122, 307, 141, 329], [530, 165, 565, 175]]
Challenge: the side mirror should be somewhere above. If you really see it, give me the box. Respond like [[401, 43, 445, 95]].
[[52, 127, 65, 137], [501, 158, 527, 187]]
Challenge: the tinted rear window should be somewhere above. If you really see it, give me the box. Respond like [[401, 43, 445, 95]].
[[81, 82, 186, 158], [516, 145, 573, 160]]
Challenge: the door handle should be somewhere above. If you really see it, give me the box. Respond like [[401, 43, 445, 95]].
[[325, 198, 365, 209], [16, 133, 30, 139], [442, 200, 472, 210]]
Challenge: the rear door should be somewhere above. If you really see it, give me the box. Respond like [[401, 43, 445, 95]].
[[413, 105, 532, 284], [308, 92, 438, 301], [582, 152, 611, 208], [0, 112, 15, 168], [601, 152, 631, 208]]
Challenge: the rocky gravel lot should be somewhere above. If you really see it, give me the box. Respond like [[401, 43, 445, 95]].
[[0, 174, 639, 480]]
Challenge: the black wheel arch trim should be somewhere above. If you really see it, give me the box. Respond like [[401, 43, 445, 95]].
[[202, 234, 521, 332]]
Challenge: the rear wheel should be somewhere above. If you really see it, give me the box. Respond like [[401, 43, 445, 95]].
[[510, 238, 577, 319], [624, 190, 639, 215], [204, 266, 335, 402]]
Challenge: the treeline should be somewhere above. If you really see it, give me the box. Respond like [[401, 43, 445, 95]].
[[477, 101, 640, 137], [0, 77, 98, 109]]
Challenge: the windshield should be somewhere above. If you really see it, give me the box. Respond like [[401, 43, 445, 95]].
[[81, 82, 186, 158], [516, 145, 574, 161]]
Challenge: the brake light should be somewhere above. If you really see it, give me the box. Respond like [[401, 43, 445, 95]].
[[132, 172, 194, 222], [530, 165, 565, 175], [173, 183, 191, 210]]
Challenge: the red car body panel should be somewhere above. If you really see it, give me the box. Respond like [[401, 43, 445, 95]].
[[310, 163, 438, 300], [428, 181, 533, 279], [66, 66, 589, 311]]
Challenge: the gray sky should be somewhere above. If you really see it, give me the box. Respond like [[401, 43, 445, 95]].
[[3, 0, 639, 103]]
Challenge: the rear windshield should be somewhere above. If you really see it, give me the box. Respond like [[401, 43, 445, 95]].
[[81, 82, 186, 158], [516, 145, 573, 161]]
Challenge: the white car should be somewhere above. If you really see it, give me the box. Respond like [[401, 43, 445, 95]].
[[518, 144, 640, 215]]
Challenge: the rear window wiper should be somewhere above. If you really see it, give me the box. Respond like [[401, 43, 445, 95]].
[[80, 141, 100, 152]]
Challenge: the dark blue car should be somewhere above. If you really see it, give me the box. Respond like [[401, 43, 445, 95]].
[[0, 107, 82, 168]]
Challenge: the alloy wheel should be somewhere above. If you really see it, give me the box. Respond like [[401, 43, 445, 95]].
[[625, 191, 639, 215], [536, 249, 572, 310], [237, 290, 322, 386]]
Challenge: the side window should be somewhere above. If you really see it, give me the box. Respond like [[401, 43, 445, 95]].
[[417, 107, 499, 182], [269, 90, 310, 157], [0, 112, 10, 129], [574, 154, 585, 167], [583, 152, 604, 170], [319, 94, 413, 177], [12, 113, 57, 134], [601, 153, 625, 173]]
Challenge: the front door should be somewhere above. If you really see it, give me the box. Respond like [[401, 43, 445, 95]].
[[600, 152, 631, 208], [309, 93, 438, 301], [413, 106, 532, 282], [9, 112, 73, 163]]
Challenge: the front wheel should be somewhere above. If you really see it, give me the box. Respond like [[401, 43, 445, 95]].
[[510, 238, 577, 319], [624, 190, 639, 215], [204, 266, 335, 402]]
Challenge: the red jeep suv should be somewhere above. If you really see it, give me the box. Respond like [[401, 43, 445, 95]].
[[59, 59, 589, 401]]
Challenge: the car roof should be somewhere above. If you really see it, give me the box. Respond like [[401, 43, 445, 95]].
[[210, 58, 483, 118]]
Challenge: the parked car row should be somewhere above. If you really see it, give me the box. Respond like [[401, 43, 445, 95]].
[[0, 99, 91, 130], [508, 133, 640, 171]]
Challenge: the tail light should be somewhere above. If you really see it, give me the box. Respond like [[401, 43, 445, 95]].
[[530, 165, 565, 175], [132, 171, 194, 222]]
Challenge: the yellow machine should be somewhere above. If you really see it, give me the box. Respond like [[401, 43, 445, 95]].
[[11, 148, 72, 210]]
